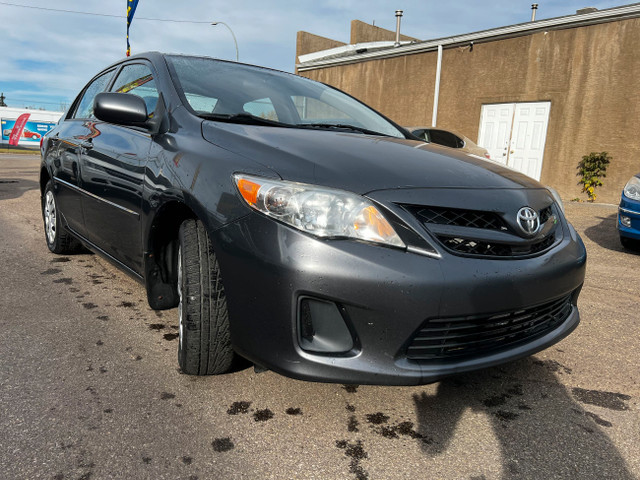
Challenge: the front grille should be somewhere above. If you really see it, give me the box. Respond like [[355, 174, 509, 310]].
[[410, 206, 507, 231], [406, 294, 573, 361], [539, 206, 553, 224], [402, 203, 560, 258]]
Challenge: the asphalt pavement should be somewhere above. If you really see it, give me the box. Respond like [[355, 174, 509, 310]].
[[0, 154, 638, 480]]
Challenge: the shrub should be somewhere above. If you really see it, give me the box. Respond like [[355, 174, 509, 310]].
[[576, 152, 611, 202]]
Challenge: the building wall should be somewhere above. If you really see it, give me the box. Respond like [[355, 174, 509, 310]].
[[297, 17, 640, 203], [350, 20, 419, 44], [296, 31, 346, 64]]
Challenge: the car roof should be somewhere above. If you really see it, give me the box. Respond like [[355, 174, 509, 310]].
[[100, 51, 293, 78]]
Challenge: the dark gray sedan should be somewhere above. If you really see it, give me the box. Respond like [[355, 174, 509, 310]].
[[40, 52, 586, 385]]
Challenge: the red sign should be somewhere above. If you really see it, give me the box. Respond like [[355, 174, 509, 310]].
[[9, 113, 31, 146]]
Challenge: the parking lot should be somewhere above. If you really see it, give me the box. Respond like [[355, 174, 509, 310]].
[[0, 153, 638, 480]]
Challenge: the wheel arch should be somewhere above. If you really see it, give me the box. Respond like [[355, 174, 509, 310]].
[[144, 200, 197, 310], [40, 166, 51, 195]]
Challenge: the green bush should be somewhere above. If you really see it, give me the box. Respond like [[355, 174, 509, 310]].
[[576, 152, 611, 202]]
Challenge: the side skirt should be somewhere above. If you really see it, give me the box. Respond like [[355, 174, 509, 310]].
[[64, 225, 145, 283]]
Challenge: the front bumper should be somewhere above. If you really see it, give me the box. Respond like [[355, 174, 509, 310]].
[[212, 212, 586, 385], [618, 196, 640, 240]]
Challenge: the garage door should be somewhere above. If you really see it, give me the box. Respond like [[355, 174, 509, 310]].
[[478, 102, 551, 181]]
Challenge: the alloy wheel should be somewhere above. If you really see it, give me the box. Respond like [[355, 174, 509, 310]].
[[44, 190, 57, 245]]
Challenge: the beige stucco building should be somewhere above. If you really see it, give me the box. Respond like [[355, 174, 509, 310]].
[[296, 5, 640, 204]]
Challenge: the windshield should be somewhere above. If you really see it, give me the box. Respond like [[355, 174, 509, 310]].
[[166, 55, 405, 138]]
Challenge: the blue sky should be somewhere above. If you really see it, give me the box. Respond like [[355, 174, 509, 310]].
[[0, 0, 629, 111]]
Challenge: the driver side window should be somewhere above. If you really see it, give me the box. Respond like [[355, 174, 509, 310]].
[[110, 63, 159, 115]]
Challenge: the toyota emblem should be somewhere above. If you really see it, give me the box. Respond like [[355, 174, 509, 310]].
[[516, 207, 540, 236]]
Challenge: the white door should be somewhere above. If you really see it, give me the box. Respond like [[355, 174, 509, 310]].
[[478, 103, 514, 166], [478, 102, 551, 181]]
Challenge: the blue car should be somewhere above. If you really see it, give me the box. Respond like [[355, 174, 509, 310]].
[[618, 174, 640, 249]]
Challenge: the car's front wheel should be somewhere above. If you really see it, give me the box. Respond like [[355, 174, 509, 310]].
[[177, 219, 234, 375], [42, 180, 80, 254]]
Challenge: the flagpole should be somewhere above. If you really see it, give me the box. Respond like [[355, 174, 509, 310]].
[[127, 0, 140, 57]]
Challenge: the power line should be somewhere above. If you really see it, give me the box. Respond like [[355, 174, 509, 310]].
[[0, 1, 213, 24], [7, 98, 71, 106]]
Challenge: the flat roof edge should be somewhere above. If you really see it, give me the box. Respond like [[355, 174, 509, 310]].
[[297, 4, 640, 71]]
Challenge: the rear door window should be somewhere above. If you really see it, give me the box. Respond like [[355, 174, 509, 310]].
[[430, 129, 464, 148], [72, 71, 115, 120]]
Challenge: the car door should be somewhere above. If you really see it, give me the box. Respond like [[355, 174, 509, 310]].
[[79, 62, 159, 274], [51, 70, 115, 238]]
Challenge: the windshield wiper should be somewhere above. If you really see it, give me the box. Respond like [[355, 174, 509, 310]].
[[198, 112, 288, 127], [297, 123, 389, 136]]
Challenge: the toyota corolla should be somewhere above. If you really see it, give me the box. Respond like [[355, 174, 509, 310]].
[[40, 52, 586, 385]]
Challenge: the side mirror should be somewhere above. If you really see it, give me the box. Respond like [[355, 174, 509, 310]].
[[94, 92, 148, 127]]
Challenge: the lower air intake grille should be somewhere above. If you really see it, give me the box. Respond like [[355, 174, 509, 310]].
[[406, 294, 573, 361], [439, 234, 556, 257]]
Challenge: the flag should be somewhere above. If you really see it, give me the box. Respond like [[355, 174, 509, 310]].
[[126, 0, 140, 57], [9, 113, 30, 146]]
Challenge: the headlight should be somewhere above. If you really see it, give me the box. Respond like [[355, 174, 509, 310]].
[[623, 176, 640, 201], [547, 186, 565, 214], [234, 174, 405, 248]]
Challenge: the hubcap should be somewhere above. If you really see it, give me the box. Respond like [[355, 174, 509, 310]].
[[177, 246, 183, 351], [44, 191, 57, 244]]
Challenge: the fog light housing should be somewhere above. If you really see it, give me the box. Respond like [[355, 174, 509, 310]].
[[620, 215, 632, 228], [298, 297, 354, 353]]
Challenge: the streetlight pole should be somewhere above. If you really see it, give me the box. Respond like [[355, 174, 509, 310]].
[[211, 22, 239, 62]]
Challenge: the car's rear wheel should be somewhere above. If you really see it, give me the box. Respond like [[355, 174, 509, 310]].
[[177, 219, 234, 375], [620, 235, 640, 251], [42, 180, 80, 254]]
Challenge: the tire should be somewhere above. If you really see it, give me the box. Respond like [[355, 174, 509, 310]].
[[177, 219, 234, 375], [620, 235, 640, 251], [42, 180, 80, 254]]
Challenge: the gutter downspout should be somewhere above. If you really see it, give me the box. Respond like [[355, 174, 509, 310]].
[[432, 44, 443, 127]]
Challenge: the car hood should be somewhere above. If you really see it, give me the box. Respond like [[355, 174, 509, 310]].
[[202, 122, 542, 194]]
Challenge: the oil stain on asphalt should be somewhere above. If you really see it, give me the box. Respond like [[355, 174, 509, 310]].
[[227, 401, 252, 415], [41, 268, 62, 275], [253, 409, 274, 422], [571, 387, 631, 410], [211, 438, 234, 452], [50, 257, 71, 263], [336, 440, 369, 480]]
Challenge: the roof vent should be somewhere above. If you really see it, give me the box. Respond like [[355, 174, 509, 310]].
[[576, 7, 598, 14], [394, 10, 403, 47]]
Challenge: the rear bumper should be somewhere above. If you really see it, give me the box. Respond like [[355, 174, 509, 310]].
[[212, 212, 586, 385]]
